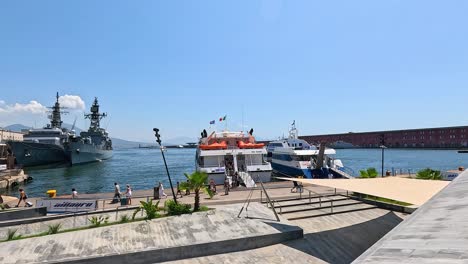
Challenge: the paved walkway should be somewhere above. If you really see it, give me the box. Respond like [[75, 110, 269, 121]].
[[4, 182, 338, 213]]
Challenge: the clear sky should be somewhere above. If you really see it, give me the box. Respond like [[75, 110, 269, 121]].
[[1, 0, 467, 142]]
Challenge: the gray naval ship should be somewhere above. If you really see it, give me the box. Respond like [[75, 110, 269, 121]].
[[68, 97, 113, 165], [7, 93, 72, 167]]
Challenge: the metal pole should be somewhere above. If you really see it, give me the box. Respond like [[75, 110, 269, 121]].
[[160, 148, 178, 204], [154, 128, 178, 204], [381, 147, 384, 177]]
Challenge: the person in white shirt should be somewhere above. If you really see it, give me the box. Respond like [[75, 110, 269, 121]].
[[71, 188, 78, 199]]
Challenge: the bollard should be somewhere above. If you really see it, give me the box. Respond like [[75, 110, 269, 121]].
[[319, 196, 322, 208], [260, 191, 263, 203], [154, 187, 160, 200], [309, 191, 311, 204], [331, 200, 334, 213], [102, 200, 105, 211]]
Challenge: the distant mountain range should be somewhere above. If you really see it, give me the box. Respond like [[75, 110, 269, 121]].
[[2, 124, 198, 149]]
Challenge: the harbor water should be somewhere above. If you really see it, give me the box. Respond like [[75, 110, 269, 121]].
[[6, 148, 468, 198]]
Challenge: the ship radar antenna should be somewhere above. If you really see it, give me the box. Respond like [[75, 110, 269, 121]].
[[84, 97, 107, 131], [46, 92, 68, 129]]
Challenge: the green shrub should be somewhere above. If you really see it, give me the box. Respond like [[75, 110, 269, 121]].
[[165, 200, 192, 216], [119, 215, 130, 223], [88, 216, 109, 227], [360, 168, 378, 178], [133, 200, 160, 220], [47, 223, 62, 234], [6, 229, 22, 241], [199, 205, 210, 212], [416, 168, 442, 180]]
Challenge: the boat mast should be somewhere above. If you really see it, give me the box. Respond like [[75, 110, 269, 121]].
[[289, 120, 298, 139], [47, 92, 68, 129], [85, 97, 107, 132]]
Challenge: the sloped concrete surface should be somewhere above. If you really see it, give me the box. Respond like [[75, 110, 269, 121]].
[[354, 170, 468, 263], [0, 203, 302, 264]]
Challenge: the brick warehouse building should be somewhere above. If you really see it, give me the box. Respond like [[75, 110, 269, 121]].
[[299, 126, 468, 149]]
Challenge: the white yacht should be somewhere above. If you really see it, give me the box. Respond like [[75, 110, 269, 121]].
[[267, 123, 347, 179], [195, 129, 272, 186]]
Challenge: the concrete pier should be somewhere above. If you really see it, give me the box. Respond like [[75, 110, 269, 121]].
[[0, 169, 29, 189]]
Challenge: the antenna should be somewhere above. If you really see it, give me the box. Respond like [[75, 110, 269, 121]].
[[242, 104, 245, 133], [71, 116, 77, 131]]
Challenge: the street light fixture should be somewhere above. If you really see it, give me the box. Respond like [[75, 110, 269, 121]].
[[153, 128, 178, 204], [379, 134, 386, 177]]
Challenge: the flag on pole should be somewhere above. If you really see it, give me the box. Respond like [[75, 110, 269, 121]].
[[219, 115, 227, 122], [209, 120, 215, 125]]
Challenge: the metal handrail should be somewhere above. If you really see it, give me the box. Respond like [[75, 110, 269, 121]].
[[268, 199, 282, 214], [303, 187, 335, 213]]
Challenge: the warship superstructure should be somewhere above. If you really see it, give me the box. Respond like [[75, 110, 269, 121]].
[[7, 93, 71, 167], [67, 97, 112, 165]]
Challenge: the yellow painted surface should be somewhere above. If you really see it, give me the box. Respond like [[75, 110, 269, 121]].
[[278, 177, 450, 205]]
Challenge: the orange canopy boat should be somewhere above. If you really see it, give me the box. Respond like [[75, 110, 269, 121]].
[[199, 141, 228, 150], [238, 141, 265, 149]]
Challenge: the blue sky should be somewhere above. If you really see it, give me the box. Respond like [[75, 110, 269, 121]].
[[1, 0, 467, 142]]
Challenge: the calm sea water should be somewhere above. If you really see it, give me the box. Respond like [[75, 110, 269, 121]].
[[8, 148, 468, 198]]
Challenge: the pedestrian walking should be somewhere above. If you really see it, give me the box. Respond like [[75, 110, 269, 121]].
[[176, 181, 183, 198], [159, 182, 167, 198], [113, 182, 121, 203], [16, 189, 27, 207], [209, 179, 217, 194], [185, 179, 191, 195], [224, 177, 230, 195], [71, 188, 78, 199], [125, 184, 132, 205]]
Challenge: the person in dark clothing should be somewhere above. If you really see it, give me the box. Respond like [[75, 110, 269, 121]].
[[291, 181, 298, 193], [223, 177, 230, 195], [185, 180, 191, 195], [176, 181, 183, 198]]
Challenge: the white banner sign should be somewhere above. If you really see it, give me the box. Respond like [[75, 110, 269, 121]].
[[37, 199, 97, 213]]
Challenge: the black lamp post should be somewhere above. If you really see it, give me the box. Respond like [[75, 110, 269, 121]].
[[153, 128, 178, 204], [379, 134, 386, 177]]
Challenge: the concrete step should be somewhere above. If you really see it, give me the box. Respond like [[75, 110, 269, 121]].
[[269, 196, 349, 209], [278, 200, 365, 215], [288, 206, 379, 221], [262, 193, 346, 204], [286, 203, 379, 220]]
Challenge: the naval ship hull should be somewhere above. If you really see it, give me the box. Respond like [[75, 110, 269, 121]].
[[7, 141, 69, 167], [69, 143, 113, 165]]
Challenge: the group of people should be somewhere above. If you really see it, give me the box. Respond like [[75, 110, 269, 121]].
[[113, 182, 133, 205]]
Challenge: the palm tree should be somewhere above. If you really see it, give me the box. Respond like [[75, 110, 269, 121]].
[[359, 167, 378, 178], [416, 168, 442, 180], [180, 171, 208, 211]]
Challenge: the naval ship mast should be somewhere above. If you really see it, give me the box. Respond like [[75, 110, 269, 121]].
[[46, 92, 68, 129], [84, 97, 107, 132]]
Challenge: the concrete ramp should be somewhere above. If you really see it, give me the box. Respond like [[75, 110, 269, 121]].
[[354, 170, 468, 263], [0, 203, 302, 264]]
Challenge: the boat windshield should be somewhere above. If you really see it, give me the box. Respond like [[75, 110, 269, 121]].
[[293, 155, 315, 161]]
